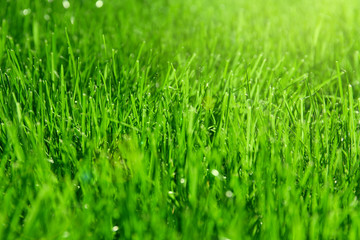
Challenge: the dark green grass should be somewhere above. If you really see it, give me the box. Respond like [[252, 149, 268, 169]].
[[1, 0, 360, 239]]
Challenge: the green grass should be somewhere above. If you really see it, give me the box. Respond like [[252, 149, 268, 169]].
[[1, 0, 360, 239]]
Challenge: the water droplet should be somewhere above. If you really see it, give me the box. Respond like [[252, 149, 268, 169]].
[[63, 1, 70, 9], [211, 169, 219, 177], [180, 178, 185, 184], [219, 237, 231, 240], [22, 9, 31, 16], [225, 190, 233, 198], [112, 226, 119, 232], [96, 0, 104, 8]]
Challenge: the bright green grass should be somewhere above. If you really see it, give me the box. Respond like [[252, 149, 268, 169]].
[[1, 0, 360, 239]]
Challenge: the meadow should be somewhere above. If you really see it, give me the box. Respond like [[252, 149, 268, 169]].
[[1, 0, 360, 239]]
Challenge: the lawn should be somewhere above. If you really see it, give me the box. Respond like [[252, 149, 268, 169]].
[[1, 0, 360, 239]]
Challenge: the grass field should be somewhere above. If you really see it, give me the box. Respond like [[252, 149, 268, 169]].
[[1, 0, 360, 239]]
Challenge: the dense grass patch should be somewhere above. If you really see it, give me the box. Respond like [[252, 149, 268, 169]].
[[1, 0, 360, 239]]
